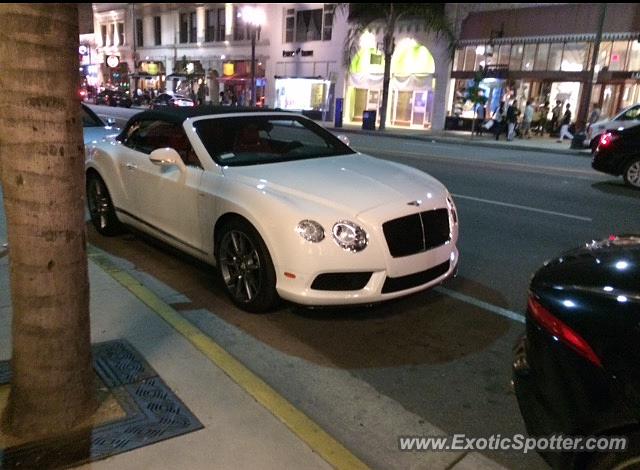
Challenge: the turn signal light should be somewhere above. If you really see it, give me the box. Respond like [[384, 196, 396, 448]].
[[527, 295, 602, 368]]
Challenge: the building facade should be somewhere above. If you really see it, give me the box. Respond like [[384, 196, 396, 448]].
[[447, 3, 640, 130]]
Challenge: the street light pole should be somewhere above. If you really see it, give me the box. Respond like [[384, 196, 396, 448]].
[[250, 26, 256, 106]]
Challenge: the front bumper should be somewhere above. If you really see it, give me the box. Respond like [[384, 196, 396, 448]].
[[276, 244, 458, 306]]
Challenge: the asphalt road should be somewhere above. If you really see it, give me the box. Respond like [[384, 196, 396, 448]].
[[63, 106, 640, 467]]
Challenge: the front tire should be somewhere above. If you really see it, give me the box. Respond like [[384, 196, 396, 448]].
[[623, 158, 640, 189], [86, 172, 123, 236], [215, 219, 279, 313]]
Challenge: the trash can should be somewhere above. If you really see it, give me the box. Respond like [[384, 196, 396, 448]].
[[334, 98, 343, 128], [362, 109, 377, 130], [571, 132, 587, 149]]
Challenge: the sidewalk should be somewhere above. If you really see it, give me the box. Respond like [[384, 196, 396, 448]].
[[322, 121, 592, 157]]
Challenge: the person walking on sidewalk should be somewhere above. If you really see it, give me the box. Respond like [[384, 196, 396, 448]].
[[536, 102, 549, 136], [474, 102, 486, 136], [506, 100, 519, 141], [550, 100, 562, 136], [557, 103, 573, 143], [521, 100, 535, 139], [492, 102, 505, 141]]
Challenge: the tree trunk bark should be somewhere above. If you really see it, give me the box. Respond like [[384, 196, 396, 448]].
[[379, 48, 393, 131], [0, 4, 96, 439]]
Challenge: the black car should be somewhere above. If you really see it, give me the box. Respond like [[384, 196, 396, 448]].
[[151, 93, 194, 109], [513, 236, 640, 469], [592, 125, 640, 189], [94, 90, 132, 108]]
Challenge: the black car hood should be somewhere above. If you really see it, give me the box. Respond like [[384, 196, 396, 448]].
[[531, 236, 640, 297]]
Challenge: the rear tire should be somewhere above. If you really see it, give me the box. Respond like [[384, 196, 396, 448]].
[[623, 158, 640, 189], [86, 172, 123, 236]]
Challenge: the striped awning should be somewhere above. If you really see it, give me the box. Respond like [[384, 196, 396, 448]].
[[457, 32, 639, 47]]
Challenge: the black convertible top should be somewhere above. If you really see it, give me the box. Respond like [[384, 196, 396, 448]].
[[127, 105, 293, 126]]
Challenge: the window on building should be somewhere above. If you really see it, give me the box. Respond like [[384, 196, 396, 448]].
[[509, 44, 523, 71], [108, 24, 115, 46], [296, 8, 322, 42], [190, 11, 197, 43], [522, 43, 536, 71], [136, 18, 143, 47], [216, 8, 226, 41], [453, 48, 465, 72], [609, 40, 629, 71], [285, 9, 295, 42], [117, 22, 124, 46], [561, 42, 588, 71], [534, 43, 549, 70], [323, 4, 335, 40], [179, 13, 189, 43], [463, 46, 477, 71], [154, 16, 161, 45], [497, 44, 510, 66], [597, 41, 612, 69], [233, 6, 246, 41], [101, 24, 107, 46], [205, 9, 215, 42], [547, 43, 563, 71], [629, 40, 640, 71]]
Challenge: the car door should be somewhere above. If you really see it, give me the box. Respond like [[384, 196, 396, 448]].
[[129, 120, 205, 253]]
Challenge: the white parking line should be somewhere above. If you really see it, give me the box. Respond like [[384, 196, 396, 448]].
[[452, 194, 593, 222], [435, 287, 526, 323]]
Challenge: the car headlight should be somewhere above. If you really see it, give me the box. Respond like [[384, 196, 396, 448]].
[[296, 220, 325, 243], [446, 195, 458, 225], [332, 220, 368, 252]]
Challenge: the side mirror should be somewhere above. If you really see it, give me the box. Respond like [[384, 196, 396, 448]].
[[149, 148, 186, 172], [337, 134, 350, 146], [106, 118, 116, 126]]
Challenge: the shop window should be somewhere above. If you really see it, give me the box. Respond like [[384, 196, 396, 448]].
[[522, 44, 536, 71], [154, 16, 161, 45], [463, 46, 476, 71], [509, 44, 523, 71], [597, 42, 612, 70], [547, 43, 563, 71], [136, 19, 143, 47], [497, 45, 510, 66], [609, 41, 629, 71], [629, 41, 640, 71], [534, 43, 549, 70], [561, 42, 587, 72]]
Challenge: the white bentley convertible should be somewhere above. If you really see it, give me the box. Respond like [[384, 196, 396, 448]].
[[85, 108, 459, 312]]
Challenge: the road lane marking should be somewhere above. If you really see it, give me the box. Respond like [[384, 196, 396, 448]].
[[88, 246, 369, 470], [436, 287, 525, 323], [354, 146, 599, 178], [452, 194, 593, 222]]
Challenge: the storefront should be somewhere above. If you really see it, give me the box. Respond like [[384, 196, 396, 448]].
[[450, 4, 640, 128], [274, 77, 331, 119], [218, 60, 266, 106], [131, 61, 165, 92], [345, 33, 437, 129], [102, 54, 130, 90], [168, 59, 205, 99]]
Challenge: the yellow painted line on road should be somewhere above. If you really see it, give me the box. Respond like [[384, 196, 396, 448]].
[[88, 246, 369, 470]]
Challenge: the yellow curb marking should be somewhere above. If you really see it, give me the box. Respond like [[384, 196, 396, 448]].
[[88, 247, 369, 470]]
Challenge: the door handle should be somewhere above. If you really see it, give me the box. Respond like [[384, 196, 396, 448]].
[[125, 163, 137, 170]]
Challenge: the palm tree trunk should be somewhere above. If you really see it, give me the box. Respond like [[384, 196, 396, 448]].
[[379, 47, 393, 131], [0, 4, 96, 439]]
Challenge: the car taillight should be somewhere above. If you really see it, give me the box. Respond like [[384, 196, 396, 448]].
[[599, 132, 617, 147], [527, 295, 602, 368]]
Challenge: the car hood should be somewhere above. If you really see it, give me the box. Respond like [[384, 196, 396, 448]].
[[531, 235, 640, 296], [224, 153, 448, 214], [83, 126, 120, 145]]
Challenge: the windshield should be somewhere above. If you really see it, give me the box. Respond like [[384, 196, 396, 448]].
[[193, 115, 355, 166]]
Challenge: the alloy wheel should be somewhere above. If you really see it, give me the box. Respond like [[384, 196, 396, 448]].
[[626, 160, 640, 188], [218, 230, 262, 304], [88, 177, 111, 230]]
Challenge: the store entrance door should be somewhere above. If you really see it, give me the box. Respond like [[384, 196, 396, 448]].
[[393, 91, 412, 126]]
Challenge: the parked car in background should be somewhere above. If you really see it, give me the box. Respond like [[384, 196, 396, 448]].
[[94, 89, 132, 108], [585, 103, 640, 152], [85, 107, 459, 312], [513, 235, 640, 469], [592, 125, 640, 189], [81, 103, 119, 144], [151, 92, 195, 109]]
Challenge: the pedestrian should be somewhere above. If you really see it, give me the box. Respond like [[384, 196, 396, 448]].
[[557, 103, 573, 143], [219, 91, 227, 106], [474, 102, 486, 136], [588, 105, 601, 126], [506, 100, 519, 141], [521, 100, 535, 139], [537, 102, 549, 136], [492, 102, 505, 141], [550, 100, 562, 136]]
